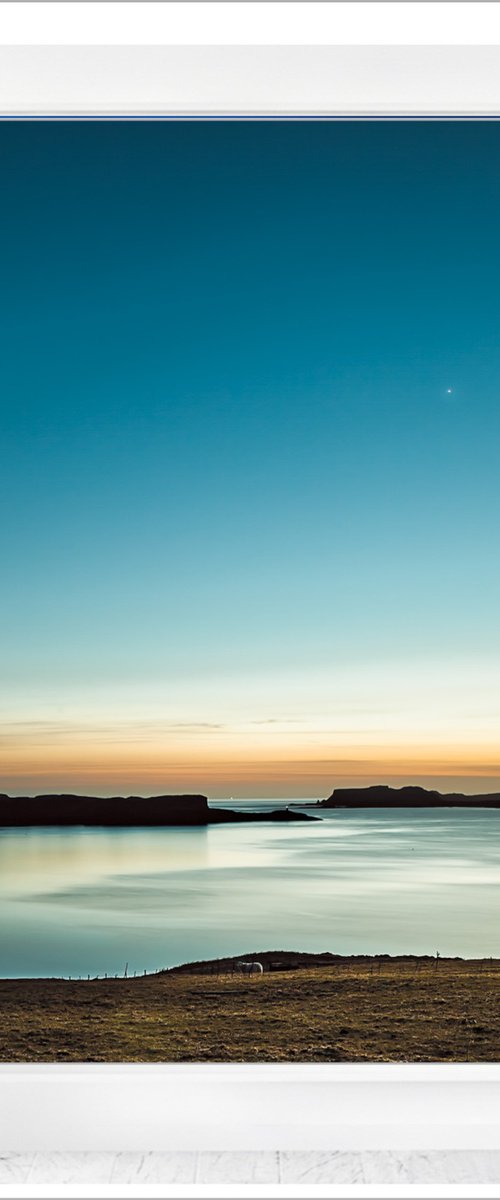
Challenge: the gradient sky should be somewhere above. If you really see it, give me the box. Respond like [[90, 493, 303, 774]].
[[1, 119, 499, 797]]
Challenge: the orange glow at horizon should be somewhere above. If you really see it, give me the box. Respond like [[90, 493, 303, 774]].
[[2, 658, 499, 797], [2, 722, 500, 798]]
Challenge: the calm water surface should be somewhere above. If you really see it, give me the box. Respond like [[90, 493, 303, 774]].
[[1, 805, 500, 977]]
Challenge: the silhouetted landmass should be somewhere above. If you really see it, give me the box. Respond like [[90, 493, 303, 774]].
[[320, 785, 500, 808], [0, 793, 319, 828], [0, 793, 209, 827], [208, 806, 319, 824]]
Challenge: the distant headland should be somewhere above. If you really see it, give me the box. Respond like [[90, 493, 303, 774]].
[[320, 785, 500, 808], [0, 793, 319, 828], [2, 785, 499, 828]]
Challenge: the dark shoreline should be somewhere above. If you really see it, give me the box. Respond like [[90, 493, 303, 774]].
[[2, 783, 500, 826], [320, 784, 500, 808], [0, 793, 319, 828], [2, 949, 492, 983]]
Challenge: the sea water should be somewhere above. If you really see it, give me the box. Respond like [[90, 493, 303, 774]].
[[1, 805, 500, 977]]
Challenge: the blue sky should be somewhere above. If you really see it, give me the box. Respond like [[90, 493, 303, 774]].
[[1, 120, 499, 796]]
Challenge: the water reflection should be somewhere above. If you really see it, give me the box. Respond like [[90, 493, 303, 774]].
[[1, 808, 500, 977]]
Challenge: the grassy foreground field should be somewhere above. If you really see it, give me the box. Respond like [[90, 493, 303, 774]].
[[2, 956, 500, 1063]]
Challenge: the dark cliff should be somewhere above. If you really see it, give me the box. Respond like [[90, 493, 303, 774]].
[[0, 793, 209, 827], [0, 794, 319, 827], [320, 785, 500, 808]]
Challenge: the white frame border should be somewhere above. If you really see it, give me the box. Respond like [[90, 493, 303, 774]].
[[2, 42, 500, 1183], [2, 1063, 500, 1153], [1, 3, 500, 48], [1, 45, 500, 115]]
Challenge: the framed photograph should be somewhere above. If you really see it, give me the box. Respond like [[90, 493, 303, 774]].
[[1, 11, 500, 1182]]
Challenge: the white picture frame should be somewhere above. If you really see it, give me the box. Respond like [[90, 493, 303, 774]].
[[1, 22, 500, 1196]]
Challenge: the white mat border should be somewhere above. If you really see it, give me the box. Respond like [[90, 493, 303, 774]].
[[1, 34, 500, 1172]]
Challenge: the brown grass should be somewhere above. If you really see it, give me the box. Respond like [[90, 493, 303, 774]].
[[1, 957, 500, 1063]]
